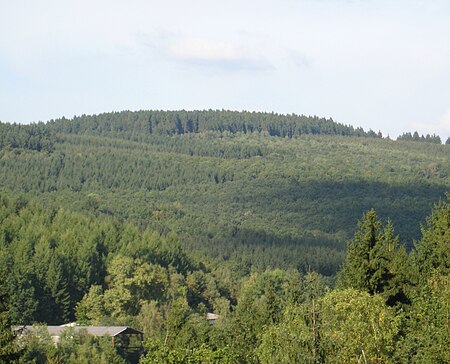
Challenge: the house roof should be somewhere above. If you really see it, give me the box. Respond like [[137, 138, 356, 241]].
[[15, 325, 143, 337], [206, 313, 219, 321]]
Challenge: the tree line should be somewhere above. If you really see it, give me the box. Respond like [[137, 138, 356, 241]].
[[397, 131, 442, 144], [44, 110, 381, 140], [0, 123, 54, 152]]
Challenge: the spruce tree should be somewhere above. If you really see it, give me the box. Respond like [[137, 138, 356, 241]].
[[338, 209, 381, 293], [338, 209, 409, 306], [413, 196, 450, 281], [0, 289, 23, 363]]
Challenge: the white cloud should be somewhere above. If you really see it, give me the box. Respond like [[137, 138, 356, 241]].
[[1, 0, 449, 130], [168, 38, 240, 61], [165, 37, 273, 70]]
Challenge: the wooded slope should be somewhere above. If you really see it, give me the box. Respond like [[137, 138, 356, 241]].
[[0, 110, 448, 274]]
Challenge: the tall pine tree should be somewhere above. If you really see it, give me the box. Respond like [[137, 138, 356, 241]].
[[413, 195, 450, 282], [338, 209, 410, 306]]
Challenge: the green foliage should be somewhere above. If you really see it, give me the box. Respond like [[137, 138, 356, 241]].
[[0, 122, 54, 152], [397, 131, 442, 144], [257, 303, 319, 364], [140, 341, 236, 364], [17, 325, 57, 364], [228, 269, 305, 363], [394, 196, 450, 362], [0, 290, 23, 363], [256, 272, 327, 364], [0, 111, 450, 363], [101, 256, 169, 321], [47, 110, 377, 139], [0, 198, 111, 323], [1, 111, 448, 275], [320, 289, 400, 363], [17, 326, 125, 364], [0, 194, 201, 325], [338, 209, 382, 289], [396, 273, 450, 363], [338, 210, 410, 306], [58, 329, 126, 364], [258, 288, 400, 364], [412, 195, 450, 282], [136, 301, 164, 340], [0, 194, 448, 363]]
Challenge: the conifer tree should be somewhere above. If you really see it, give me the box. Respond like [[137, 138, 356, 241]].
[[338, 209, 409, 305], [0, 289, 23, 363], [338, 209, 382, 292], [413, 195, 450, 281]]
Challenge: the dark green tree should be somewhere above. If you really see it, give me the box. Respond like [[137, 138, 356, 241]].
[[338, 209, 381, 291], [338, 209, 410, 306], [0, 290, 23, 363], [413, 196, 450, 281], [46, 254, 71, 323]]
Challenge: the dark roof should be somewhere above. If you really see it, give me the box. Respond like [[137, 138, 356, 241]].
[[15, 325, 143, 337]]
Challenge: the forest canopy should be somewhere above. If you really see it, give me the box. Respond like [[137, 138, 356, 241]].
[[0, 109, 449, 363], [1, 193, 449, 363]]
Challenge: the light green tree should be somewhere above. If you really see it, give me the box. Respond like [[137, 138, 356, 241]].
[[397, 273, 450, 363], [320, 289, 400, 364], [257, 302, 320, 364]]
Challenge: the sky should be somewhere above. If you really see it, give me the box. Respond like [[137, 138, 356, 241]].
[[1, 0, 449, 140]]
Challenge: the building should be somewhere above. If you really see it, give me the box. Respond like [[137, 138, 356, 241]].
[[14, 325, 143, 348], [206, 312, 219, 324]]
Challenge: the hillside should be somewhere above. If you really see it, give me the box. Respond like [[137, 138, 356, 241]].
[[1, 110, 449, 275], [2, 110, 450, 363]]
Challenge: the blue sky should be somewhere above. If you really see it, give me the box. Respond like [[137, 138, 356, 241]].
[[1, 0, 449, 139]]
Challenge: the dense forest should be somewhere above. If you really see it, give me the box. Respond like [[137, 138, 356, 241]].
[[0, 110, 449, 363], [1, 193, 450, 363]]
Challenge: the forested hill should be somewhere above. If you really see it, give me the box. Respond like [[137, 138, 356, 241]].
[[46, 110, 381, 139], [0, 110, 449, 275]]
